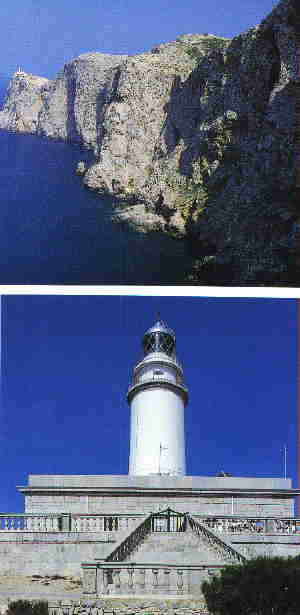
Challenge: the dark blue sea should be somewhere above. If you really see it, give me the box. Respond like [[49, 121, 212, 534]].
[[0, 82, 192, 284]]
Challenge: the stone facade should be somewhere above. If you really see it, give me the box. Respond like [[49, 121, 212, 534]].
[[0, 473, 296, 592], [23, 494, 293, 517], [20, 474, 294, 518]]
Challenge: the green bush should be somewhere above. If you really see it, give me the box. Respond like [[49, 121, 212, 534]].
[[7, 600, 48, 615], [185, 47, 203, 61], [202, 556, 300, 615]]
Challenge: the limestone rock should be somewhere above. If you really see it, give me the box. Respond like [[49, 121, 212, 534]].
[[0, 0, 298, 283], [0, 71, 50, 132]]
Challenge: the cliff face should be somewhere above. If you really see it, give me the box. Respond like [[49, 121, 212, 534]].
[[0, 0, 298, 284]]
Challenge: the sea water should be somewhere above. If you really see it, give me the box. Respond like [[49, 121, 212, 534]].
[[0, 82, 192, 284]]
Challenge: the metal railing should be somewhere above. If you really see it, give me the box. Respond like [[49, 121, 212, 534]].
[[106, 514, 153, 562], [188, 516, 246, 564]]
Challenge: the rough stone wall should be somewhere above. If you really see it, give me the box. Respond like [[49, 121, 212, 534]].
[[237, 541, 300, 559], [48, 598, 209, 615], [0, 538, 109, 577]]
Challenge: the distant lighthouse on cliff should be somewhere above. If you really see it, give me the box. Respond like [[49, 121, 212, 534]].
[[128, 318, 188, 476]]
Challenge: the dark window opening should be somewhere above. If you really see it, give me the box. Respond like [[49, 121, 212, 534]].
[[104, 516, 118, 531]]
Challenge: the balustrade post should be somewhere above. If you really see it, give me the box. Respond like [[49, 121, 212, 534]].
[[82, 565, 97, 594], [137, 569, 146, 593], [35, 517, 41, 531], [98, 516, 104, 531], [45, 516, 53, 531], [102, 569, 109, 595], [52, 516, 59, 531], [118, 517, 124, 531], [266, 519, 275, 534], [25, 516, 32, 531], [152, 569, 159, 593], [84, 517, 89, 531], [90, 517, 96, 531], [127, 568, 134, 593], [112, 569, 121, 595], [61, 514, 71, 532], [177, 569, 183, 594], [163, 569, 171, 593]]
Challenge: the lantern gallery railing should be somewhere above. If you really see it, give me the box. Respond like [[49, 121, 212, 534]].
[[0, 513, 299, 534], [82, 562, 218, 596]]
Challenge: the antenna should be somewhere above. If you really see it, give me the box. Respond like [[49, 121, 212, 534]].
[[158, 442, 168, 474], [282, 445, 287, 479]]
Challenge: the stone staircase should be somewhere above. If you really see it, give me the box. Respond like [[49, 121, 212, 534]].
[[104, 509, 246, 566]]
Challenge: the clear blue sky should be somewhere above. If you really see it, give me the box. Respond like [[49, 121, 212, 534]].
[[0, 0, 278, 80], [1, 295, 297, 512]]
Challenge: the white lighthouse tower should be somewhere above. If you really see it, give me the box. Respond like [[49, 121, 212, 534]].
[[128, 318, 188, 476]]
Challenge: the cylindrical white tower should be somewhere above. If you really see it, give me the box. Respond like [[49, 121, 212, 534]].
[[128, 319, 188, 476]]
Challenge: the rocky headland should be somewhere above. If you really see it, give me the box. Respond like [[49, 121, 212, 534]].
[[0, 0, 299, 284]]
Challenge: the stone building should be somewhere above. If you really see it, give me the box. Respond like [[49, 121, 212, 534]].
[[1, 318, 300, 607]]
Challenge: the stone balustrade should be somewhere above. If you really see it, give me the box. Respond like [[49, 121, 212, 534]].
[[0, 514, 61, 531], [0, 513, 299, 534], [0, 514, 142, 533], [199, 516, 300, 535], [82, 562, 215, 596], [71, 515, 141, 533]]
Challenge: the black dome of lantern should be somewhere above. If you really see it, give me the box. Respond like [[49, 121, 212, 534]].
[[142, 319, 176, 357]]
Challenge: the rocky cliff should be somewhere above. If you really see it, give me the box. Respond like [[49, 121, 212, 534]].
[[0, 0, 298, 284]]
